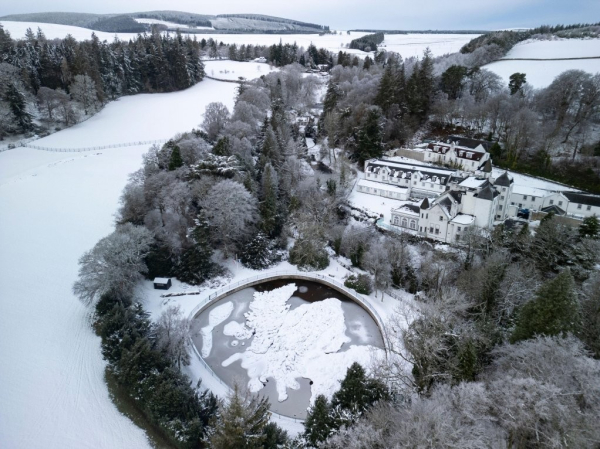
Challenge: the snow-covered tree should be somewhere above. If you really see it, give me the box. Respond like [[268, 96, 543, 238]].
[[72, 223, 153, 305], [156, 305, 190, 370], [201, 101, 230, 142], [200, 179, 258, 257], [70, 74, 98, 115]]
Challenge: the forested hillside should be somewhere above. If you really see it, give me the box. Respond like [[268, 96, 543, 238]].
[[0, 25, 204, 138]]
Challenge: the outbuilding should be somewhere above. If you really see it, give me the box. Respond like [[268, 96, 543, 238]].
[[153, 277, 172, 290]]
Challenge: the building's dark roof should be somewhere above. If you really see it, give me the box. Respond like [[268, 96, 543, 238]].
[[449, 136, 495, 152], [420, 198, 430, 209], [476, 184, 496, 201], [449, 190, 463, 204], [563, 191, 600, 207], [367, 161, 454, 185], [481, 159, 492, 173], [427, 143, 487, 161], [541, 205, 566, 215], [439, 197, 453, 214], [400, 204, 421, 214], [494, 172, 513, 187]]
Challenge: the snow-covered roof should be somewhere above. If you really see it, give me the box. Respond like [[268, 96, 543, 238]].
[[512, 185, 551, 198], [358, 179, 408, 194], [451, 214, 475, 225], [458, 177, 488, 189], [392, 204, 420, 216], [154, 277, 171, 284]]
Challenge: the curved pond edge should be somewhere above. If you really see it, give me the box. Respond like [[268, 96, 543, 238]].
[[187, 271, 390, 423]]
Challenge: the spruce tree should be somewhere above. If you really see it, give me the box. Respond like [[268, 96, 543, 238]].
[[168, 145, 183, 170], [304, 395, 333, 447], [259, 163, 280, 237], [240, 232, 277, 270], [511, 270, 580, 343], [210, 384, 270, 449], [5, 83, 33, 132], [356, 107, 383, 164], [331, 362, 389, 415], [176, 214, 216, 285]]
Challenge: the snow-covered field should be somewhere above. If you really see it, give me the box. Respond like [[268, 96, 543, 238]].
[[133, 18, 213, 30], [381, 33, 480, 58], [484, 38, 600, 87], [204, 60, 277, 81], [0, 146, 153, 449], [0, 21, 476, 58], [0, 77, 239, 448], [33, 79, 236, 149]]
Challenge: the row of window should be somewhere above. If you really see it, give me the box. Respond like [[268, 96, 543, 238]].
[[392, 216, 417, 230]]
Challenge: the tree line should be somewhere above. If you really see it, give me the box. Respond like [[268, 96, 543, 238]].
[[0, 25, 204, 137]]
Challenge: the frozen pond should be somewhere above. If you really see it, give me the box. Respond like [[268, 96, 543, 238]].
[[190, 279, 385, 419]]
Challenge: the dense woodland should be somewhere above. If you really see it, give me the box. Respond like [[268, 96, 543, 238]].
[[5, 22, 595, 448]]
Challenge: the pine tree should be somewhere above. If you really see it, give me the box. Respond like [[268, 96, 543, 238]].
[[240, 232, 278, 270], [440, 65, 468, 100], [304, 395, 333, 447], [323, 80, 341, 113], [210, 384, 270, 449], [511, 270, 580, 343], [259, 163, 280, 237], [509, 72, 527, 95], [5, 83, 33, 132], [356, 107, 384, 164], [212, 136, 231, 156], [330, 362, 389, 416], [579, 215, 599, 239], [168, 145, 183, 170], [176, 214, 217, 285]]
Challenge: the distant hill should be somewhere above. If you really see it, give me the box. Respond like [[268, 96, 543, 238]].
[[0, 11, 330, 33]]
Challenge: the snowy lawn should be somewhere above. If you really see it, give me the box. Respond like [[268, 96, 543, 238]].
[[204, 60, 277, 81], [33, 79, 237, 149], [0, 146, 152, 449], [505, 38, 600, 59]]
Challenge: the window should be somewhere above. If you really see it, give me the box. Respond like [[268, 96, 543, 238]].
[[550, 200, 554, 205], [435, 225, 440, 235], [518, 203, 522, 208], [420, 227, 423, 232], [439, 216, 444, 221], [410, 220, 416, 230], [501, 195, 505, 200], [587, 206, 592, 211], [393, 216, 399, 225], [426, 213, 429, 219], [456, 235, 461, 242], [559, 201, 563, 206], [523, 195, 528, 200], [421, 213, 424, 218], [457, 226, 462, 232], [367, 173, 370, 178], [498, 205, 503, 210], [577, 204, 582, 210], [502, 188, 506, 192], [429, 227, 434, 233], [402, 218, 408, 228], [511, 202, 515, 206], [374, 189, 378, 193]]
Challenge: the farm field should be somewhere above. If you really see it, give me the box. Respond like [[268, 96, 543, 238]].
[[484, 38, 600, 87]]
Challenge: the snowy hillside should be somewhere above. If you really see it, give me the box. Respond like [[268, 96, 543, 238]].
[[381, 33, 480, 59], [204, 60, 277, 81], [484, 38, 600, 87]]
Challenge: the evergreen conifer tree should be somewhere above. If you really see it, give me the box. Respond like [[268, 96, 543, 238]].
[[259, 164, 280, 237], [511, 270, 580, 343], [168, 146, 183, 170], [579, 215, 599, 239], [176, 214, 216, 285], [330, 362, 389, 415], [5, 83, 33, 132], [304, 395, 333, 447], [356, 107, 384, 163]]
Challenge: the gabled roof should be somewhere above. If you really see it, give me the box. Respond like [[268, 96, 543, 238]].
[[449, 136, 495, 152], [541, 205, 566, 215], [420, 198, 430, 209], [449, 190, 463, 204], [494, 172, 513, 187], [563, 191, 600, 207], [476, 184, 497, 201], [481, 159, 492, 173]]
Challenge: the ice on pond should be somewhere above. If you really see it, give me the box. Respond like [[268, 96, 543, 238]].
[[200, 301, 234, 357]]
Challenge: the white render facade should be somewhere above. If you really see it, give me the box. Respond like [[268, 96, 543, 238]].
[[422, 141, 492, 177]]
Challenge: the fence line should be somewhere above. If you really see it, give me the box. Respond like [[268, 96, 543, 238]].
[[22, 139, 168, 153], [186, 270, 390, 423], [0, 136, 41, 153]]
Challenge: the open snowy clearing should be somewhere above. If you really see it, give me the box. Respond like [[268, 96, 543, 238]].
[[33, 78, 236, 149], [484, 38, 600, 87], [504, 38, 600, 59], [133, 18, 214, 30], [0, 146, 153, 449], [485, 58, 600, 88], [381, 33, 480, 59], [0, 20, 144, 41], [204, 60, 277, 81]]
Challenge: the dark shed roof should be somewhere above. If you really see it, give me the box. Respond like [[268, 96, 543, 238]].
[[563, 192, 600, 207]]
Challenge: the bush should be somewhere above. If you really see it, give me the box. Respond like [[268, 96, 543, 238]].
[[344, 274, 373, 295], [289, 238, 329, 271]]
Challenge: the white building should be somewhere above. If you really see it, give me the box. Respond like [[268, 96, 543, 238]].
[[422, 141, 492, 177]]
